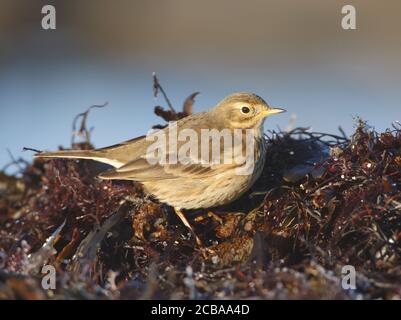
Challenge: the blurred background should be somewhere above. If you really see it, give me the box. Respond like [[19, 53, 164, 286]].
[[0, 0, 400, 169]]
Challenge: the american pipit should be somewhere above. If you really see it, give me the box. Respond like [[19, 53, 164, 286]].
[[35, 93, 285, 248]]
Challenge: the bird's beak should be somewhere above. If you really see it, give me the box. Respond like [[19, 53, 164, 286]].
[[261, 107, 286, 117]]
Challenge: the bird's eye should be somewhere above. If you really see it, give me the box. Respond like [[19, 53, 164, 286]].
[[241, 106, 250, 114]]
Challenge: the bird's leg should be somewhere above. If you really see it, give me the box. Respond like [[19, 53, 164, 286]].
[[174, 207, 204, 248], [174, 208, 217, 259]]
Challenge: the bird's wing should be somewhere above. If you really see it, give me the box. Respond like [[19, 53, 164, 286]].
[[98, 114, 256, 181], [93, 112, 212, 166], [95, 135, 149, 165], [98, 157, 238, 181], [35, 113, 213, 168]]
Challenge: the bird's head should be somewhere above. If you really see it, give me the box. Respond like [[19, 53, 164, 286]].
[[213, 92, 285, 129]]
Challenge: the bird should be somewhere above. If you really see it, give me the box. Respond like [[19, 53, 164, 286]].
[[35, 93, 285, 249]]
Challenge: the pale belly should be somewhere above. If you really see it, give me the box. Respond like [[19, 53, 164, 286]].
[[142, 161, 264, 209], [142, 133, 266, 209]]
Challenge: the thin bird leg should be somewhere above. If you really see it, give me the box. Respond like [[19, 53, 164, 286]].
[[174, 207, 204, 248]]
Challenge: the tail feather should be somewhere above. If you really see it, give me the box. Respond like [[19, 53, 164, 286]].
[[34, 150, 124, 168]]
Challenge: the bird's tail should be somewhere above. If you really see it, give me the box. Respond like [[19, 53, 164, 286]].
[[35, 150, 98, 160], [34, 150, 123, 168]]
